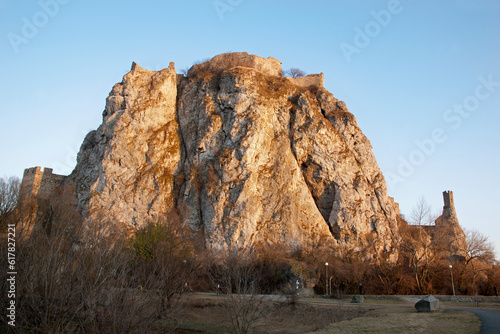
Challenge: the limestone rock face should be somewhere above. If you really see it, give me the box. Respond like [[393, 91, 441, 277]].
[[290, 89, 399, 257], [70, 62, 181, 229], [70, 53, 400, 259], [177, 67, 334, 251]]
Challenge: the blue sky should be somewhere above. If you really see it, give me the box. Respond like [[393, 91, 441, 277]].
[[1, 0, 499, 255]]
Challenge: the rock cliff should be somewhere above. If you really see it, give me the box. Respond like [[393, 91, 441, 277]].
[[70, 62, 181, 229], [69, 52, 401, 260]]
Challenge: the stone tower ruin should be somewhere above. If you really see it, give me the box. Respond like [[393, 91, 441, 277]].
[[434, 190, 467, 256], [443, 190, 454, 210], [17, 167, 67, 238], [19, 166, 66, 202]]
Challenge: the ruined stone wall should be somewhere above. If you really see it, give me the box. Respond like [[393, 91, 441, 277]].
[[187, 52, 283, 77], [286, 73, 324, 88], [20, 167, 66, 201], [388, 196, 401, 217], [39, 168, 66, 199], [186, 52, 325, 88], [20, 167, 43, 201], [443, 190, 454, 208]]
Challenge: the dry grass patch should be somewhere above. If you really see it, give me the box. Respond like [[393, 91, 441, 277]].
[[441, 300, 500, 312], [177, 295, 368, 333], [255, 302, 367, 333], [310, 306, 481, 334]]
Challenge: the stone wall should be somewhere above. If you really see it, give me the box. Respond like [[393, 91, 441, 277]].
[[20, 167, 43, 201], [187, 52, 283, 77], [186, 52, 325, 88], [363, 295, 500, 303], [20, 167, 66, 201], [286, 73, 324, 88], [388, 196, 401, 217]]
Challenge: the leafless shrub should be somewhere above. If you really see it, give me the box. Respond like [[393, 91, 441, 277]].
[[128, 213, 203, 332], [6, 190, 155, 333], [397, 198, 448, 294], [455, 229, 497, 295], [0, 176, 20, 231], [193, 57, 211, 66], [210, 253, 274, 334], [14, 203, 84, 332]]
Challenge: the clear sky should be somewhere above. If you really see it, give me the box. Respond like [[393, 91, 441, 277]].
[[1, 0, 499, 256]]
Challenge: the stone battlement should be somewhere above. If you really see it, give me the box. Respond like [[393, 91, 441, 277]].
[[20, 166, 66, 201]]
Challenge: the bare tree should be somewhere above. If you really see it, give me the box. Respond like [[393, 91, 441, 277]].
[[14, 197, 85, 332], [0, 176, 20, 230], [131, 215, 200, 329], [6, 187, 155, 333], [210, 253, 273, 334], [464, 229, 496, 264], [398, 198, 447, 294], [284, 68, 307, 78], [408, 197, 437, 227], [74, 214, 149, 332], [2, 181, 205, 332], [408, 198, 434, 292], [457, 229, 496, 294]]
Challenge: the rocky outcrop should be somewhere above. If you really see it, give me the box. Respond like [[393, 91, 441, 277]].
[[70, 62, 181, 230], [69, 52, 401, 259]]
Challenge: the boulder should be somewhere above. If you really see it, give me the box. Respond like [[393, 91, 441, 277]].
[[415, 295, 440, 312], [351, 295, 364, 303]]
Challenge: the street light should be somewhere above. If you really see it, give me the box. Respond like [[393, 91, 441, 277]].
[[325, 262, 329, 296], [449, 264, 456, 296]]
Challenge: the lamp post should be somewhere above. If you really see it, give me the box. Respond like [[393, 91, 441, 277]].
[[325, 262, 329, 296], [449, 264, 456, 296]]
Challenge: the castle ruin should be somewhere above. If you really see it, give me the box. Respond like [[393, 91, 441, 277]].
[[19, 167, 67, 202], [429, 190, 467, 257], [442, 190, 454, 211], [186, 52, 325, 88]]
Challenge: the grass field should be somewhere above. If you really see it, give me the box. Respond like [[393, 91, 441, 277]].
[[171, 294, 482, 333], [310, 306, 480, 334]]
